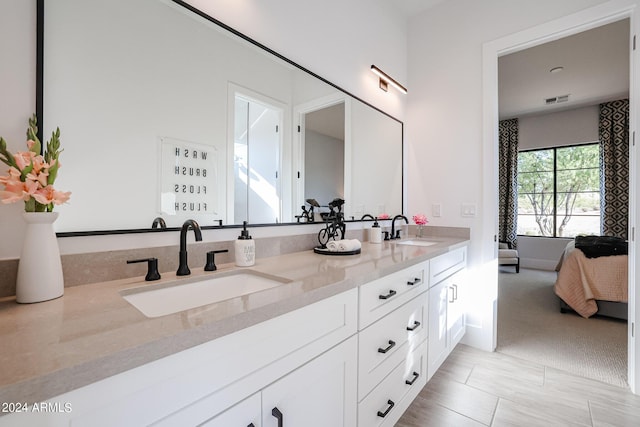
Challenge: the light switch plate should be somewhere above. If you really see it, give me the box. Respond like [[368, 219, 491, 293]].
[[432, 203, 442, 217], [461, 203, 477, 217]]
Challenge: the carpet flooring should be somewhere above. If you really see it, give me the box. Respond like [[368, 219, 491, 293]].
[[497, 268, 628, 388]]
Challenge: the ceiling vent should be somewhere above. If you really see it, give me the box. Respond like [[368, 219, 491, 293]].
[[545, 94, 570, 105]]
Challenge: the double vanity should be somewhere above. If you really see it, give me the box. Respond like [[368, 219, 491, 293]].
[[0, 234, 468, 426]]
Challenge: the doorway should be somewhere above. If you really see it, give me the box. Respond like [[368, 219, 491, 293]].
[[483, 4, 638, 392]]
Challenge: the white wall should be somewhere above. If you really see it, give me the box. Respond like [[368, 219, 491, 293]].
[[406, 0, 609, 266], [0, 0, 36, 260], [0, 0, 407, 259]]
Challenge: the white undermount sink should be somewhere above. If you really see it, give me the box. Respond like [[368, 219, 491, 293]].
[[396, 239, 440, 247], [121, 270, 291, 318]]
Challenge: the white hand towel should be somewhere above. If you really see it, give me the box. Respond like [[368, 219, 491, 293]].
[[337, 239, 361, 252], [325, 241, 339, 251]]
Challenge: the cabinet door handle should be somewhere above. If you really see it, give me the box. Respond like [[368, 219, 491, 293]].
[[247, 424, 255, 427], [378, 340, 396, 354], [378, 289, 397, 300], [405, 371, 420, 385], [452, 283, 458, 300], [377, 399, 395, 418], [449, 286, 455, 303], [407, 277, 421, 286], [272, 407, 283, 427], [406, 320, 421, 331]]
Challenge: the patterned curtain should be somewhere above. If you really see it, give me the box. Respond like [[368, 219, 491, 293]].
[[499, 118, 519, 247], [599, 99, 629, 239]]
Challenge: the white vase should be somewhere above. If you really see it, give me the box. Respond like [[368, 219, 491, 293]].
[[16, 212, 64, 303]]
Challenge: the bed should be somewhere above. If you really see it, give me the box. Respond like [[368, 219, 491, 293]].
[[554, 236, 628, 320]]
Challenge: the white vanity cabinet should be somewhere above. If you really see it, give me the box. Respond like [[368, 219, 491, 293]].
[[203, 336, 357, 427], [261, 336, 357, 427], [1, 289, 357, 427], [1, 244, 472, 427], [201, 393, 261, 427], [427, 247, 467, 379], [356, 260, 429, 427]]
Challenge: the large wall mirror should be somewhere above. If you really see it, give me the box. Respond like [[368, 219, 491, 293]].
[[39, 0, 403, 234]]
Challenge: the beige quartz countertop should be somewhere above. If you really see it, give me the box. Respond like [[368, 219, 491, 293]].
[[0, 236, 468, 406]]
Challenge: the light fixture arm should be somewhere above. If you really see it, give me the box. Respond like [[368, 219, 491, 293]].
[[371, 64, 407, 94]]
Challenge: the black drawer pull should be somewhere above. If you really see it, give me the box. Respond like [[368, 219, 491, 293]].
[[272, 407, 283, 427], [405, 371, 420, 385], [248, 424, 255, 427], [378, 340, 396, 354], [406, 320, 421, 331], [379, 289, 397, 300], [377, 399, 395, 418], [407, 277, 421, 286]]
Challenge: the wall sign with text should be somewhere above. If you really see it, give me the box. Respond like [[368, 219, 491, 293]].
[[159, 137, 218, 216]]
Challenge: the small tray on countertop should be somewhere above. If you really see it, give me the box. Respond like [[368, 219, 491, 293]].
[[313, 246, 361, 256]]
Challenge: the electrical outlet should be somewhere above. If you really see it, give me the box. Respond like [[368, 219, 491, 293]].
[[461, 203, 477, 217]]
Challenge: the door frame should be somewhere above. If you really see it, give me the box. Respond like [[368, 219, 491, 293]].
[[482, 0, 639, 392], [227, 83, 289, 224]]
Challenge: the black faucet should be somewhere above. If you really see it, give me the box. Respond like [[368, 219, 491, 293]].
[[177, 219, 202, 276], [361, 214, 374, 220], [390, 215, 408, 240], [151, 217, 166, 229]]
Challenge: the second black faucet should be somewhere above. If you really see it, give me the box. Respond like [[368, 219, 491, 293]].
[[177, 219, 202, 276]]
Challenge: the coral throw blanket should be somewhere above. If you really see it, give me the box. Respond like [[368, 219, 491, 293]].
[[554, 241, 628, 318]]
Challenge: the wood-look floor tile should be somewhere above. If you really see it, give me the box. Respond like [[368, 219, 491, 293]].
[[422, 373, 498, 425], [434, 350, 475, 383], [395, 394, 487, 427], [544, 367, 640, 408], [468, 367, 592, 427], [399, 344, 640, 427], [590, 399, 640, 427], [465, 359, 545, 400], [492, 398, 591, 427]]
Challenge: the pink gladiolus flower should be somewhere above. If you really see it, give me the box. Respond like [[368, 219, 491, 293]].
[[0, 173, 38, 204], [378, 213, 390, 219], [13, 151, 36, 171], [33, 185, 71, 206], [30, 156, 49, 175], [26, 170, 49, 187], [412, 214, 428, 225], [0, 115, 69, 212]]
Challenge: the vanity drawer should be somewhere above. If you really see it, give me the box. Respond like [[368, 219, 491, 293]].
[[359, 261, 428, 328], [429, 247, 467, 287], [358, 294, 427, 400], [357, 342, 426, 427]]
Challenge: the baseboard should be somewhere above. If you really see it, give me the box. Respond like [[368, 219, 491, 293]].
[[520, 257, 558, 271]]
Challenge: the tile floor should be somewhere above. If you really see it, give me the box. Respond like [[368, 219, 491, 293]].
[[396, 344, 640, 426]]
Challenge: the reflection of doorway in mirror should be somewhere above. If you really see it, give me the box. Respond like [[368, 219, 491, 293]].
[[295, 96, 347, 221], [304, 103, 345, 213], [234, 95, 283, 224]]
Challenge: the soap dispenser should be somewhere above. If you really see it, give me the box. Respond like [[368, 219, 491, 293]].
[[235, 221, 255, 266], [369, 217, 382, 244]]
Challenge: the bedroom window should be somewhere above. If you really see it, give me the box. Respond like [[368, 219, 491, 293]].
[[517, 143, 600, 237]]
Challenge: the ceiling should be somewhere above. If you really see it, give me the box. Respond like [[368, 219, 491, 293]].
[[498, 19, 629, 119], [388, 0, 449, 17]]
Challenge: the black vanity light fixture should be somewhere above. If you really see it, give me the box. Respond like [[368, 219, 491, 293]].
[[371, 64, 407, 94]]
